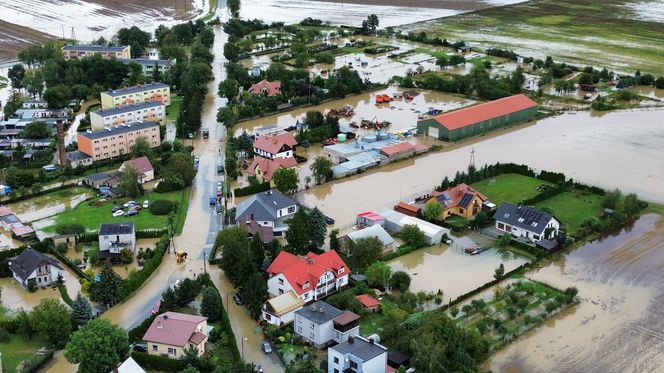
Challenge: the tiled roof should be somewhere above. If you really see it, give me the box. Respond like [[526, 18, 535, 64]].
[[253, 132, 298, 155], [356, 294, 380, 308], [122, 156, 154, 174], [267, 251, 349, 295], [431, 183, 487, 210], [235, 190, 297, 223], [380, 141, 415, 156], [9, 248, 62, 281], [142, 312, 207, 347], [432, 94, 537, 130], [78, 121, 159, 140], [334, 311, 360, 326], [246, 156, 297, 181], [249, 80, 281, 96], [394, 201, 419, 213]]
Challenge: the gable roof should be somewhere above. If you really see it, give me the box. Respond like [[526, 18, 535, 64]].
[[142, 312, 207, 347], [295, 301, 344, 324], [431, 183, 487, 210], [0, 207, 14, 217], [115, 357, 146, 373], [9, 248, 63, 281], [241, 219, 275, 244], [494, 203, 556, 235], [347, 225, 394, 246], [100, 222, 135, 235], [356, 294, 380, 308], [394, 201, 420, 214], [246, 156, 297, 181], [380, 142, 415, 156], [253, 132, 298, 155], [122, 156, 154, 174], [267, 251, 349, 295], [357, 211, 385, 222], [266, 290, 304, 316], [235, 190, 297, 223], [249, 80, 281, 96], [94, 101, 164, 118], [431, 94, 537, 130]]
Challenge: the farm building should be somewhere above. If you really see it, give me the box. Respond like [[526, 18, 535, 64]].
[[416, 94, 538, 141]]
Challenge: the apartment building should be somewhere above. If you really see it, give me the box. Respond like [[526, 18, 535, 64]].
[[100, 82, 171, 109], [90, 101, 166, 130], [77, 121, 161, 161], [120, 58, 172, 76], [62, 44, 131, 60]]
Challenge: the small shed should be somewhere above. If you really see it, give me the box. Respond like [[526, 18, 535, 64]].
[[356, 294, 380, 312], [394, 201, 420, 217], [536, 238, 559, 254], [53, 234, 77, 250]]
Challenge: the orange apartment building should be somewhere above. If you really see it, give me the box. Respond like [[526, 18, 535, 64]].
[[77, 121, 161, 161], [62, 45, 131, 60]]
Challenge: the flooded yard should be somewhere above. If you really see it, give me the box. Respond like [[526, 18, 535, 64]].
[[486, 213, 664, 372], [9, 187, 91, 223]]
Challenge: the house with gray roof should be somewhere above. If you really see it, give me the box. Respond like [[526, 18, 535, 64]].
[[328, 335, 388, 373], [294, 301, 360, 348], [9, 248, 65, 289], [99, 222, 136, 258], [494, 203, 560, 243], [234, 190, 298, 236], [341, 224, 395, 254]]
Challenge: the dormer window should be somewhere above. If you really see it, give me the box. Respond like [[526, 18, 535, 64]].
[[303, 282, 310, 289], [338, 266, 345, 274]]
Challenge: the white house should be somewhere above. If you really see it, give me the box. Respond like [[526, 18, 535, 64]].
[[234, 190, 298, 236], [261, 290, 304, 327], [294, 301, 360, 349], [119, 156, 155, 183], [494, 203, 560, 242], [252, 132, 298, 159], [9, 248, 65, 289], [99, 222, 136, 259], [266, 251, 350, 303], [328, 335, 388, 373], [90, 101, 166, 130]]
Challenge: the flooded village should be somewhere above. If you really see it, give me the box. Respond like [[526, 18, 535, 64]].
[[0, 0, 663, 373]]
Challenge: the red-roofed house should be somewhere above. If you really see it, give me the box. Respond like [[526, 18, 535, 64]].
[[119, 156, 154, 183], [356, 294, 381, 312], [142, 312, 208, 359], [417, 94, 538, 141], [253, 132, 298, 160], [267, 251, 350, 303], [426, 183, 489, 220], [247, 156, 298, 184], [249, 80, 281, 97]]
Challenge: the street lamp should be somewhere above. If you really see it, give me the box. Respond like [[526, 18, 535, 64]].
[[203, 252, 207, 275], [241, 337, 248, 359]]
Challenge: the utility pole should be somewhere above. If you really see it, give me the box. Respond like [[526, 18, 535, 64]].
[[469, 147, 475, 168]]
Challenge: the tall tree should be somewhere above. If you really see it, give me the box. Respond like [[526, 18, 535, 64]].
[[20, 121, 51, 139], [94, 262, 123, 307], [272, 167, 299, 195], [43, 86, 68, 108], [285, 208, 310, 255], [401, 224, 428, 248], [30, 298, 72, 344], [218, 79, 239, 101], [249, 234, 265, 270], [308, 207, 327, 249], [390, 271, 411, 292], [350, 237, 383, 269], [119, 165, 143, 198], [329, 229, 340, 251], [65, 318, 129, 373], [128, 61, 146, 85], [241, 272, 268, 318], [200, 287, 222, 322], [8, 64, 25, 90], [424, 202, 442, 222], [365, 261, 392, 288], [227, 0, 241, 16], [129, 136, 154, 161], [71, 293, 94, 326], [151, 62, 163, 82], [310, 156, 333, 185]]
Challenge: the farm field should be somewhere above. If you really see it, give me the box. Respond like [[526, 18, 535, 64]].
[[406, 0, 664, 75], [535, 190, 603, 235], [472, 173, 551, 206]]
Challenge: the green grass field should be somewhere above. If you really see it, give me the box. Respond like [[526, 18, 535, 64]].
[[0, 334, 50, 372], [407, 0, 664, 74], [536, 190, 603, 235], [44, 189, 190, 234], [472, 173, 551, 206], [167, 96, 183, 123]]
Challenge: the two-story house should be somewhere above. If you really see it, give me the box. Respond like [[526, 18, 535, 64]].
[[234, 190, 298, 236], [253, 132, 298, 160], [9, 247, 65, 289], [99, 222, 136, 259], [266, 251, 350, 303], [328, 335, 388, 373], [294, 301, 360, 348], [142, 312, 208, 359], [261, 290, 304, 327], [494, 203, 560, 242], [426, 183, 490, 221]]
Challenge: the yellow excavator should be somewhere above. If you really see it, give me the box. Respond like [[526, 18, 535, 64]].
[[176, 251, 188, 264]]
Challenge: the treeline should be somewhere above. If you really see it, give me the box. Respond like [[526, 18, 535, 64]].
[[417, 64, 526, 101]]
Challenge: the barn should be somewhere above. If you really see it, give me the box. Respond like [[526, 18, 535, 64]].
[[416, 94, 538, 141]]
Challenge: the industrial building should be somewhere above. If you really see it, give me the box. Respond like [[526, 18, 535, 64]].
[[417, 94, 538, 141]]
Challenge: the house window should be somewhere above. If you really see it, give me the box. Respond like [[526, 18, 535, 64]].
[[498, 223, 505, 230], [265, 314, 271, 321], [287, 206, 296, 214], [350, 361, 358, 369], [338, 267, 345, 274], [459, 208, 464, 214], [278, 289, 284, 294], [278, 278, 284, 285], [310, 332, 315, 339], [303, 293, 309, 299], [168, 348, 177, 356], [310, 323, 315, 329], [334, 357, 339, 364], [303, 282, 309, 289], [297, 326, 302, 333], [334, 369, 339, 373]]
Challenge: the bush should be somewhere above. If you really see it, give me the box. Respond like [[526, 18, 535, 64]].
[[131, 351, 186, 372], [0, 327, 10, 342], [149, 200, 176, 215], [233, 181, 270, 197], [55, 223, 86, 235]]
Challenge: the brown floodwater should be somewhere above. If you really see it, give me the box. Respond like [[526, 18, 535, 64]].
[[630, 86, 664, 100], [486, 213, 664, 373], [297, 109, 664, 225], [10, 188, 91, 223]]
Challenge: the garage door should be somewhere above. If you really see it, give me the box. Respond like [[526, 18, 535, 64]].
[[428, 126, 439, 138]]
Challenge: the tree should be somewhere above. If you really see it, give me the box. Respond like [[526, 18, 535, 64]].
[[5, 166, 35, 189], [623, 193, 640, 215], [602, 188, 622, 210], [473, 212, 488, 227], [329, 229, 340, 251], [249, 234, 265, 269], [8, 64, 25, 90], [119, 165, 143, 198], [401, 224, 428, 248], [30, 298, 72, 344], [390, 270, 411, 291], [130, 136, 154, 161], [20, 121, 51, 139], [16, 309, 35, 339], [219, 79, 239, 101], [227, 0, 241, 16], [308, 207, 327, 249], [272, 167, 299, 195], [242, 272, 268, 318], [128, 61, 146, 85], [310, 156, 333, 185], [365, 261, 392, 288], [161, 152, 196, 187], [494, 263, 505, 281], [285, 208, 310, 255], [180, 345, 201, 369], [217, 106, 238, 128], [43, 86, 69, 108], [65, 318, 129, 373], [424, 202, 442, 221], [495, 233, 511, 248], [94, 262, 123, 306], [71, 293, 94, 326], [200, 287, 222, 321], [117, 26, 151, 58], [351, 237, 383, 269], [655, 76, 664, 89], [22, 69, 44, 98]]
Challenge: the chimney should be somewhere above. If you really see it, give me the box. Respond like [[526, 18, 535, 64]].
[[56, 120, 67, 166], [369, 337, 374, 344], [157, 321, 163, 329], [319, 307, 324, 313]]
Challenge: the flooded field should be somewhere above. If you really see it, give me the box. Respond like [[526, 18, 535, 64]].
[[298, 109, 664, 225], [10, 187, 91, 223], [486, 213, 664, 372]]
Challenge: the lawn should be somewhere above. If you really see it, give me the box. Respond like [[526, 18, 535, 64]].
[[472, 173, 551, 206], [0, 334, 51, 372], [535, 189, 603, 235], [43, 188, 191, 234], [167, 95, 182, 123]]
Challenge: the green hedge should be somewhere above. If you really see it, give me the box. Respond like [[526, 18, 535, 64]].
[[509, 239, 547, 259], [19, 349, 54, 373], [234, 181, 270, 197], [522, 185, 565, 205], [1, 184, 78, 204], [77, 232, 99, 243], [131, 352, 186, 372], [199, 276, 241, 361], [381, 245, 417, 261], [50, 243, 90, 281], [58, 284, 73, 306], [136, 229, 169, 239], [121, 234, 170, 297]]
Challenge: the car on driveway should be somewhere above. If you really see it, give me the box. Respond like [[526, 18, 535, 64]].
[[113, 210, 124, 217], [123, 200, 136, 208], [261, 341, 272, 354], [233, 292, 243, 305], [143, 200, 149, 208], [132, 344, 148, 353]]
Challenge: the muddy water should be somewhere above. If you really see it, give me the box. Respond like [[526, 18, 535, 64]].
[[487, 214, 664, 372], [10, 188, 91, 223], [631, 86, 664, 100], [0, 260, 81, 310], [298, 109, 664, 225]]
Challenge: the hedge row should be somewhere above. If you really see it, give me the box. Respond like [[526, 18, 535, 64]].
[[1, 183, 78, 204], [509, 239, 547, 259], [58, 284, 73, 306], [50, 243, 90, 281], [381, 245, 417, 262], [20, 349, 55, 373], [77, 232, 99, 243], [136, 229, 169, 239], [234, 181, 270, 197], [199, 276, 241, 361], [522, 185, 566, 205], [128, 313, 157, 343], [131, 352, 186, 372], [121, 234, 171, 297]]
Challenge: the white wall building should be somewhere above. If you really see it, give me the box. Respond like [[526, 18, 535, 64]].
[[328, 335, 388, 373], [9, 248, 65, 289], [294, 301, 360, 349]]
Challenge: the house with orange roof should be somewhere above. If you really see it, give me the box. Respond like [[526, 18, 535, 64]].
[[253, 132, 298, 159], [356, 294, 381, 312], [266, 251, 350, 303], [142, 312, 208, 359], [247, 156, 298, 184], [425, 183, 490, 220], [248, 79, 281, 96]]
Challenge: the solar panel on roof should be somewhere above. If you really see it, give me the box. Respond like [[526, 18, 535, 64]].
[[459, 193, 474, 208], [442, 192, 451, 200]]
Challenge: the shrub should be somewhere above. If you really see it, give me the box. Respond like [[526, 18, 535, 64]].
[[0, 326, 10, 342], [55, 223, 85, 235], [149, 200, 176, 215]]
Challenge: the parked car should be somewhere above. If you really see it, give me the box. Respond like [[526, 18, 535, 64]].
[[133, 344, 148, 353], [216, 182, 223, 191], [209, 197, 216, 206], [113, 210, 124, 217], [124, 210, 139, 217], [131, 204, 142, 211], [261, 341, 272, 354], [111, 206, 122, 213], [143, 200, 149, 208], [123, 201, 136, 208], [233, 292, 243, 305]]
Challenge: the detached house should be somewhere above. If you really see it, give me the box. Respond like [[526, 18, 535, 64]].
[[119, 156, 155, 183], [235, 190, 298, 236], [494, 203, 560, 242], [426, 183, 490, 220], [294, 301, 360, 348], [249, 79, 281, 96], [246, 156, 297, 184], [9, 248, 65, 289], [99, 223, 136, 259], [142, 312, 208, 359], [267, 251, 350, 303], [253, 132, 298, 160], [328, 335, 388, 373]]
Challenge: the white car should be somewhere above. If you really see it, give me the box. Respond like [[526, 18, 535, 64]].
[[113, 210, 124, 217], [216, 182, 223, 191], [123, 201, 136, 208], [143, 200, 149, 208]]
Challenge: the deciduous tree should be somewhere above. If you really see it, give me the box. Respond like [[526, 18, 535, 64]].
[[308, 207, 327, 249], [30, 298, 72, 344], [272, 167, 299, 195], [310, 156, 332, 185], [200, 287, 222, 322], [365, 261, 392, 289], [119, 165, 143, 198], [65, 318, 129, 373], [285, 208, 310, 255], [350, 237, 383, 270]]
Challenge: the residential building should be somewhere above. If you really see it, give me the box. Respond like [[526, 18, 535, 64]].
[[261, 290, 304, 327], [494, 203, 560, 242], [83, 171, 122, 189], [99, 222, 136, 259], [234, 190, 298, 236], [253, 132, 298, 159], [77, 121, 161, 161], [267, 251, 350, 303], [249, 79, 281, 96], [240, 218, 275, 244], [142, 312, 208, 359], [294, 301, 359, 348], [113, 357, 146, 373], [0, 207, 20, 230], [66, 151, 93, 168], [328, 335, 388, 373], [9, 248, 65, 289], [340, 225, 395, 254], [119, 156, 155, 183], [356, 294, 380, 312], [120, 58, 172, 76], [246, 156, 297, 184], [393, 201, 419, 217], [90, 101, 166, 130], [379, 209, 450, 245], [426, 183, 490, 220], [417, 94, 538, 141], [100, 82, 171, 109], [62, 44, 131, 60]]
